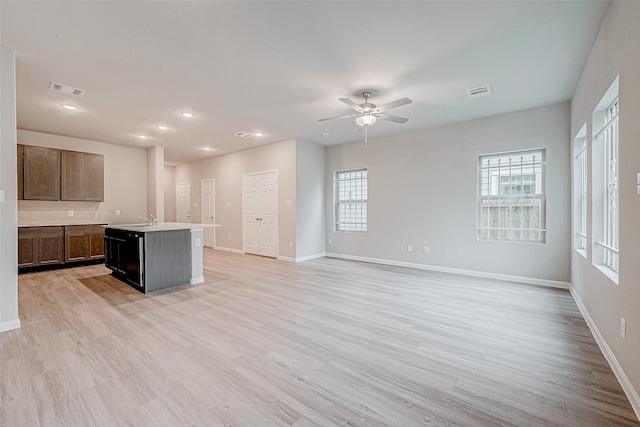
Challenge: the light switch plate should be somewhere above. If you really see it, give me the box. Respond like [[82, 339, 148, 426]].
[[637, 172, 640, 185], [0, 189, 4, 203], [67, 210, 74, 217]]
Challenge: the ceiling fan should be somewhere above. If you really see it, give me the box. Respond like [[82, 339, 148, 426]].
[[319, 91, 412, 146]]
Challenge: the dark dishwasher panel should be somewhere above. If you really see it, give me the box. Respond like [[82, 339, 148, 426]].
[[104, 228, 145, 291]]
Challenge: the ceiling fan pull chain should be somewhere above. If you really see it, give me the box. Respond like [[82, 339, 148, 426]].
[[364, 125, 368, 148]]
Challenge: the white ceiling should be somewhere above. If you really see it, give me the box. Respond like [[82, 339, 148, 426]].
[[1, 1, 610, 166]]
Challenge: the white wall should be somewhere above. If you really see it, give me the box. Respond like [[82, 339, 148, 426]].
[[0, 46, 19, 332], [164, 165, 177, 222], [146, 145, 165, 221], [570, 0, 640, 415], [325, 102, 571, 285], [295, 139, 325, 259], [175, 139, 297, 259], [17, 130, 148, 226]]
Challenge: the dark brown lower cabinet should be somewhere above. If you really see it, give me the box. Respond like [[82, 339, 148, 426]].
[[18, 227, 65, 267], [19, 224, 105, 270], [65, 225, 105, 262]]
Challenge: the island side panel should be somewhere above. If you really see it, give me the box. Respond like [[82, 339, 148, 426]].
[[190, 227, 204, 284], [144, 229, 191, 293]]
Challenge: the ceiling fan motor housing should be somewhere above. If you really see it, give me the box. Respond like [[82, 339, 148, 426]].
[[360, 102, 376, 112]]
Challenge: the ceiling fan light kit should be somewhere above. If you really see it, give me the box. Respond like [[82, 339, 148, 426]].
[[356, 114, 376, 126], [320, 90, 412, 146]]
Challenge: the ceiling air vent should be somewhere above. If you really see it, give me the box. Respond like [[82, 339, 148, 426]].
[[49, 81, 85, 96], [466, 85, 491, 99], [234, 132, 252, 138]]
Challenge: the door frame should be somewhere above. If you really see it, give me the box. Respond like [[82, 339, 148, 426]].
[[201, 178, 216, 248], [242, 170, 279, 257]]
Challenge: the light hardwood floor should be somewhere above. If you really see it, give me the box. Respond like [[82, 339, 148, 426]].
[[2, 249, 639, 426]]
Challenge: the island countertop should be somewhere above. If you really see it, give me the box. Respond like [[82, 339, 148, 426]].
[[105, 222, 221, 232]]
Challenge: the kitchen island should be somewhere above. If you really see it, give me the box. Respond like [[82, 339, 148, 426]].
[[104, 222, 220, 294]]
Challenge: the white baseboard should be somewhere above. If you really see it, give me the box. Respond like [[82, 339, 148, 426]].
[[296, 252, 327, 262], [570, 287, 640, 420], [325, 252, 570, 289], [278, 252, 327, 263], [0, 318, 21, 333], [213, 246, 245, 254], [190, 276, 204, 285]]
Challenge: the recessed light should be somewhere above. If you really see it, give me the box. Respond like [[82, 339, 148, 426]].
[[254, 132, 264, 137], [181, 112, 194, 118], [61, 104, 77, 110], [322, 132, 330, 138], [203, 147, 212, 151], [157, 125, 169, 130], [137, 135, 148, 139]]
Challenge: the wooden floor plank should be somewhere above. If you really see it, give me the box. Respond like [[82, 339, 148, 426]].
[[1, 249, 638, 426]]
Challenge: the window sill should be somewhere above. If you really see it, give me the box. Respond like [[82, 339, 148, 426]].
[[593, 264, 619, 285], [575, 248, 587, 259]]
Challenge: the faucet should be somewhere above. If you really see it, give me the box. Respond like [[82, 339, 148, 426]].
[[137, 215, 157, 226]]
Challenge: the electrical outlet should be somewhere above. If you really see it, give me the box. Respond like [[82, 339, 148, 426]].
[[328, 238, 332, 245], [289, 241, 293, 248], [228, 235, 231, 241], [67, 210, 74, 217], [115, 209, 121, 216], [407, 245, 413, 252], [195, 238, 202, 247], [621, 317, 626, 339], [423, 246, 430, 254], [227, 202, 231, 208]]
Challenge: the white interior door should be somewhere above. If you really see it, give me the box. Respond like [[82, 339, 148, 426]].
[[202, 178, 215, 247], [176, 182, 191, 223], [243, 171, 278, 257]]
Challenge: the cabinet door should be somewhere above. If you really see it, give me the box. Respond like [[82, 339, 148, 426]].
[[18, 233, 36, 267], [61, 150, 85, 201], [65, 228, 87, 262], [19, 227, 64, 266], [88, 231, 105, 259], [23, 146, 60, 200], [84, 153, 104, 202], [38, 228, 65, 265], [65, 225, 105, 262], [105, 236, 126, 274], [61, 151, 104, 201]]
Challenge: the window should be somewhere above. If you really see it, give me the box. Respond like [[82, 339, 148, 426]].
[[592, 80, 619, 280], [573, 127, 588, 255], [478, 149, 546, 242], [335, 169, 367, 232]]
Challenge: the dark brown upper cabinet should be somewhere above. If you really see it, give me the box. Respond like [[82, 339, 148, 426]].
[[22, 145, 61, 200], [61, 150, 104, 201], [18, 145, 104, 202]]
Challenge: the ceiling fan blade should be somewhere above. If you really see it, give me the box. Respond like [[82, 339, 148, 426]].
[[339, 98, 364, 112], [318, 113, 359, 122], [375, 97, 412, 113], [377, 113, 409, 124]]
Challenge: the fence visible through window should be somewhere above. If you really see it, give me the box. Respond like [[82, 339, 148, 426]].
[[478, 150, 546, 242]]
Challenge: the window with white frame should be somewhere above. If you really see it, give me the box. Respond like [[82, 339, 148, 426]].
[[335, 169, 367, 232], [592, 84, 619, 280], [573, 128, 588, 255], [478, 149, 546, 242]]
